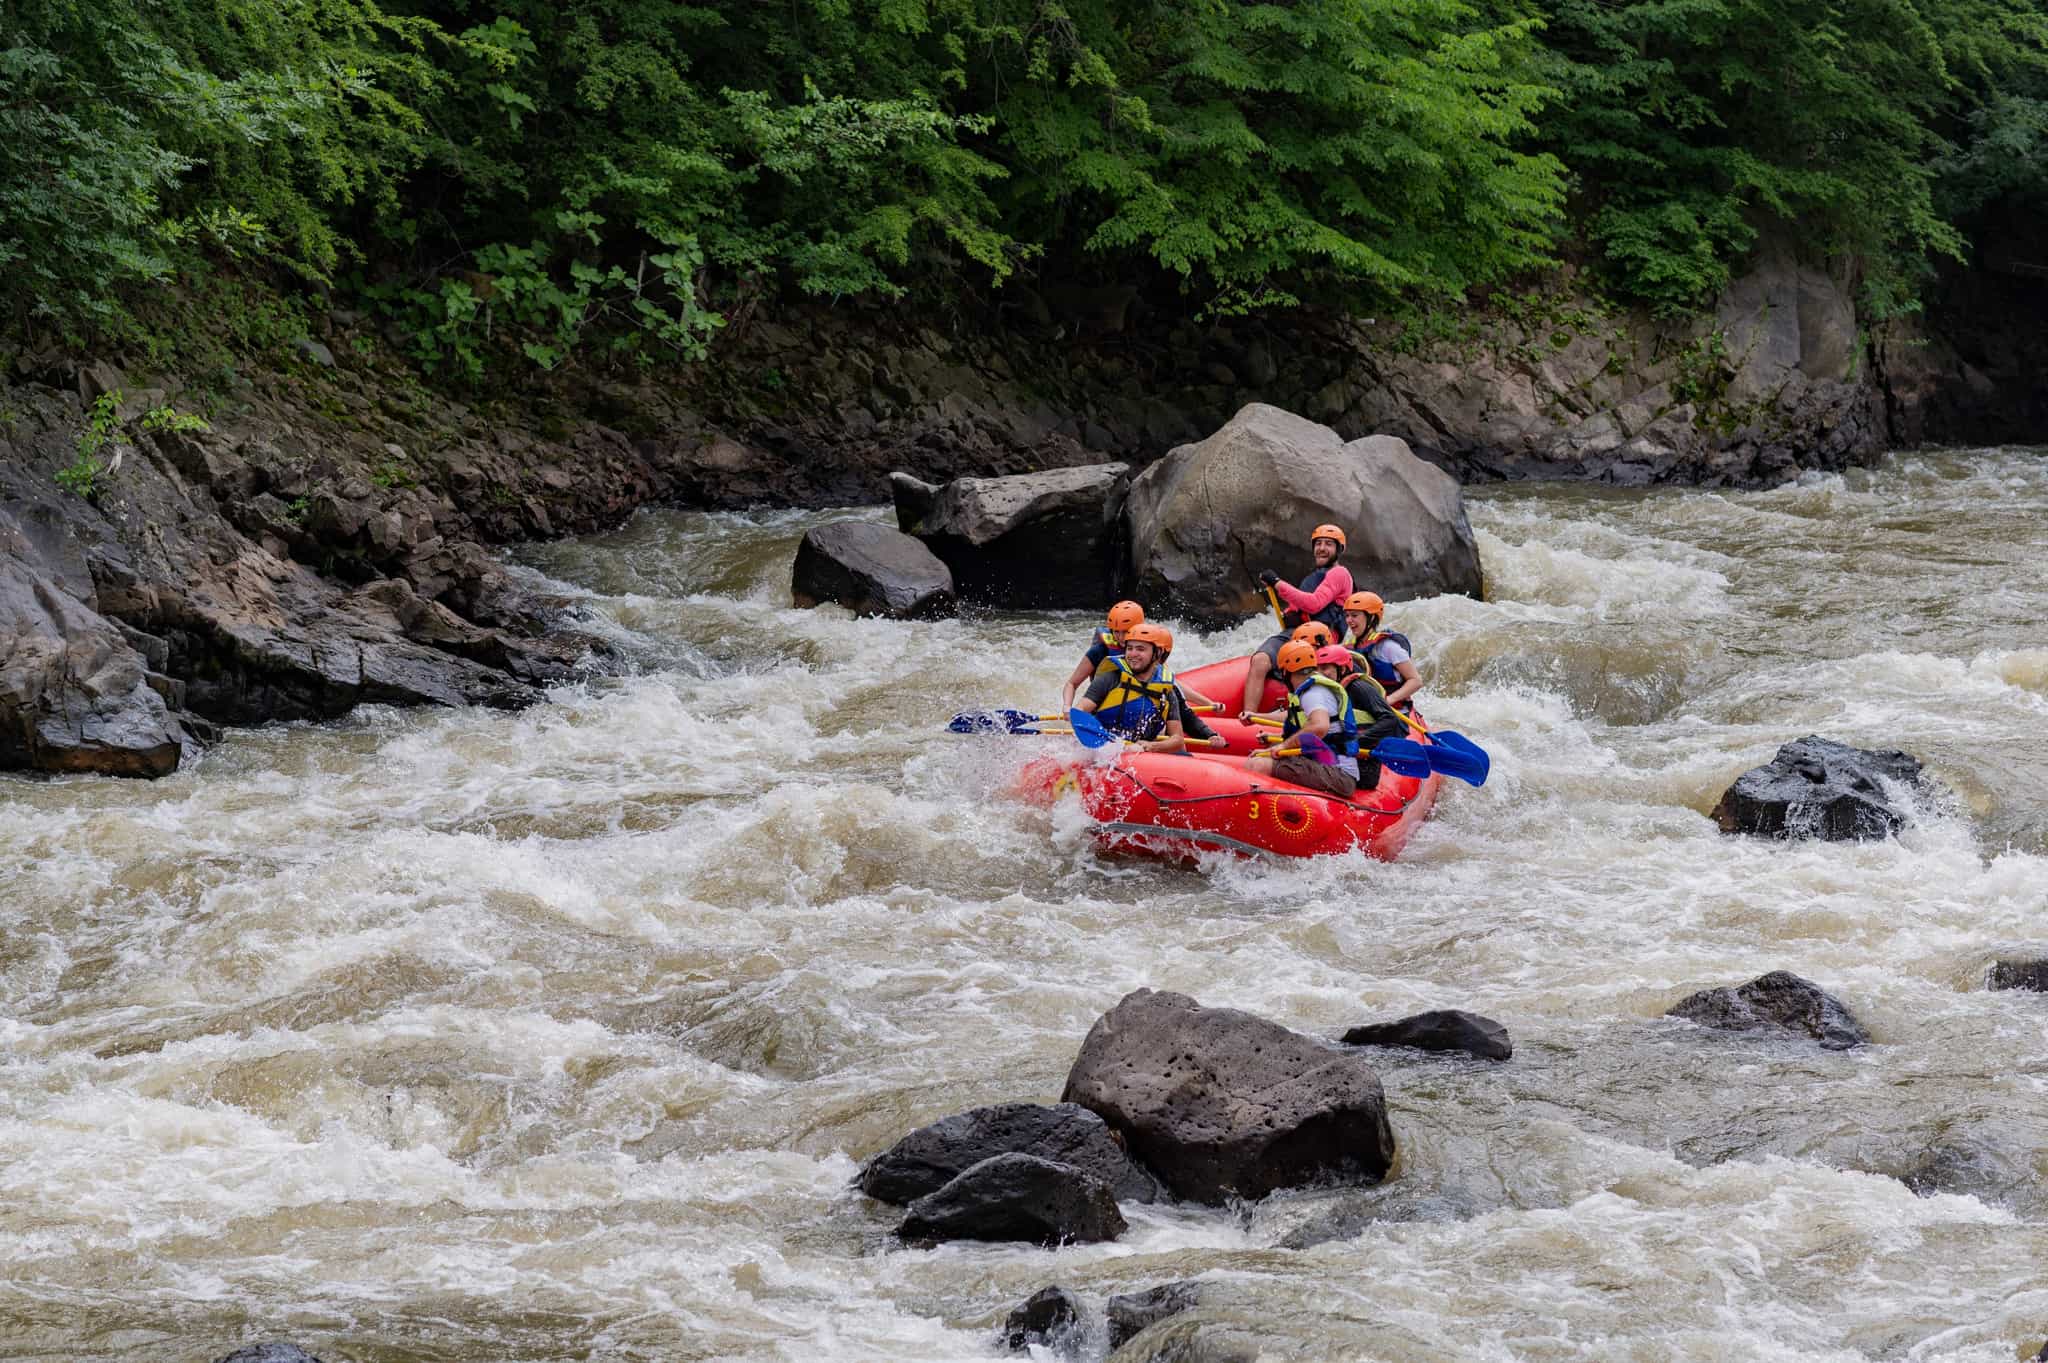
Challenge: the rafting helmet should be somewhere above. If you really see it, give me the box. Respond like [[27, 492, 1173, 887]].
[[1124, 622, 1173, 658], [1106, 600, 1145, 634], [1276, 640, 1320, 676], [1315, 644, 1357, 673], [1310, 523, 1347, 549], [1344, 591, 1385, 616], [1290, 621, 1335, 649]]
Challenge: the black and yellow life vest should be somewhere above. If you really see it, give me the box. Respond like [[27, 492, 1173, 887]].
[[1281, 674, 1358, 757], [1094, 657, 1177, 739], [1342, 628, 1414, 693]]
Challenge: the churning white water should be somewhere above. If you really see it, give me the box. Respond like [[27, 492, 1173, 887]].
[[3, 448, 2046, 1361]]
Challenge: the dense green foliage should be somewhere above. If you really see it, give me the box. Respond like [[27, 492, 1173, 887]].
[[2, 0, 2043, 364]]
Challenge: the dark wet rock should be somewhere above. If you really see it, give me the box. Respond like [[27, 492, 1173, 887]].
[[1003, 1285, 1086, 1355], [892, 462, 1131, 607], [1108, 1282, 1202, 1351], [1988, 958, 2048, 992], [1122, 404, 1483, 627], [1062, 988, 1397, 1205], [1710, 736, 1929, 841], [1341, 1009, 1512, 1061], [1, 504, 189, 777], [896, 1153, 1126, 1247], [860, 1101, 1165, 1206], [214, 1346, 326, 1363], [1892, 1132, 2040, 1212], [1666, 970, 1869, 1050], [1274, 1183, 1485, 1249], [791, 520, 956, 620]]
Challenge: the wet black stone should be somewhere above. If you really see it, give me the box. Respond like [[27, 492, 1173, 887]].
[[1275, 1185, 1484, 1250], [1710, 735, 1928, 841], [897, 1153, 1126, 1247], [1003, 1285, 1085, 1355], [1341, 1009, 1511, 1061], [214, 1347, 325, 1363], [1666, 970, 1869, 1050], [1988, 958, 2048, 992], [1107, 1281, 1201, 1350], [790, 520, 956, 619], [860, 1102, 1165, 1205]]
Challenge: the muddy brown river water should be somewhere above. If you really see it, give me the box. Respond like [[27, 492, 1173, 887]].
[[3, 448, 2046, 1361]]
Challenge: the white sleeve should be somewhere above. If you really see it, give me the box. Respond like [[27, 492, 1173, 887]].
[[1373, 639, 1412, 667]]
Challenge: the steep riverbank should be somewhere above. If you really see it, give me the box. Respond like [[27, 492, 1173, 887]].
[[2, 250, 2042, 776]]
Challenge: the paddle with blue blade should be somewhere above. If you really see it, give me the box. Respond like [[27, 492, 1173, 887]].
[[1066, 707, 1117, 749], [947, 708, 1063, 735], [1375, 735, 1489, 786]]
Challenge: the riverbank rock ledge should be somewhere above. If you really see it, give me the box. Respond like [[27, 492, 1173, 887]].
[[1062, 988, 1397, 1204], [1123, 404, 1483, 627], [859, 1101, 1166, 1205], [1341, 1009, 1513, 1062], [791, 520, 956, 619], [892, 463, 1130, 607], [896, 1152, 1127, 1247], [1666, 970, 1869, 1050], [1711, 736, 1929, 841]]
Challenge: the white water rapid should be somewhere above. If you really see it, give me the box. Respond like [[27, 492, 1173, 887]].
[[3, 448, 2046, 1361]]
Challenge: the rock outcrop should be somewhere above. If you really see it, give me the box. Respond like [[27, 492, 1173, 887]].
[[1666, 970, 1869, 1050], [896, 1152, 1127, 1247], [790, 520, 956, 619], [892, 463, 1130, 607], [1711, 736, 1929, 841], [1062, 988, 1397, 1205], [1341, 1010, 1512, 1062], [1122, 404, 1483, 627], [860, 1101, 1165, 1205]]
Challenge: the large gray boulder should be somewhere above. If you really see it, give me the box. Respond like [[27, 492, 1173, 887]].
[[891, 463, 1130, 607], [1711, 736, 1929, 841], [859, 1101, 1165, 1205], [791, 520, 956, 619], [1123, 404, 1482, 627], [1666, 970, 1869, 1050], [1062, 989, 1396, 1205], [896, 1152, 1127, 1247], [1, 501, 188, 777]]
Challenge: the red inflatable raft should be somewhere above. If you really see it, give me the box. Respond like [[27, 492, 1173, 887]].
[[1009, 654, 1442, 862]]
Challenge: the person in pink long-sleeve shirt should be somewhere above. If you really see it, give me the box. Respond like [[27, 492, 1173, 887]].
[[1240, 524, 1354, 716]]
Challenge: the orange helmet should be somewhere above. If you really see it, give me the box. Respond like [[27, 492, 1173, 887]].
[[1344, 591, 1384, 615], [1106, 600, 1145, 633], [1276, 640, 1320, 675], [1290, 621, 1334, 649], [1124, 622, 1173, 655], [1315, 644, 1357, 672], [1310, 523, 1347, 549]]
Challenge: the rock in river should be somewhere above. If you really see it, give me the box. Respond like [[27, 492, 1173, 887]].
[[1710, 735, 1929, 841], [1062, 988, 1396, 1204], [892, 463, 1130, 607], [1122, 403, 1483, 627], [1341, 1009, 1512, 1061], [791, 519, 956, 619], [896, 1152, 1127, 1247], [860, 1101, 1165, 1205], [1108, 1281, 1202, 1351], [214, 1347, 326, 1363], [1002, 1285, 1086, 1355], [1988, 957, 2048, 992], [1666, 970, 1869, 1050]]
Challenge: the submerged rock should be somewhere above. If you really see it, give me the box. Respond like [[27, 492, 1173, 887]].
[[214, 1347, 326, 1363], [1121, 404, 1483, 627], [1106, 1314, 1265, 1363], [1108, 1282, 1202, 1351], [1710, 735, 1929, 841], [1666, 970, 1869, 1050], [1987, 957, 2048, 992], [1341, 1009, 1512, 1061], [1003, 1285, 1086, 1356], [893, 463, 1130, 607], [1062, 988, 1396, 1204], [896, 1153, 1126, 1247], [1274, 1182, 1485, 1250], [860, 1101, 1165, 1205], [791, 520, 956, 619]]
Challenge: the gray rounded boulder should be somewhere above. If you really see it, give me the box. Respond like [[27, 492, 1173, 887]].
[[791, 520, 956, 619], [1122, 403, 1483, 627]]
